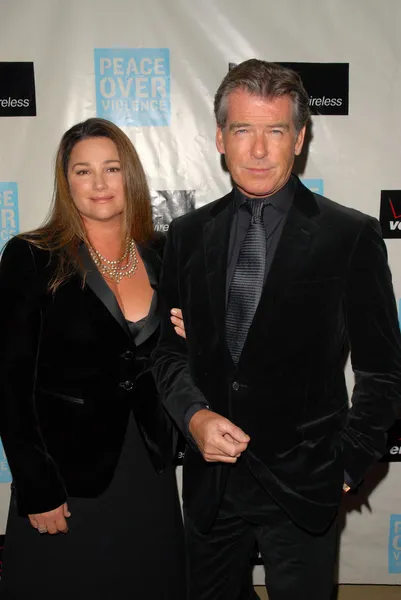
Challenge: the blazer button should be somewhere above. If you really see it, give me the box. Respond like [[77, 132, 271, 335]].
[[120, 380, 134, 391], [232, 381, 240, 391], [123, 350, 134, 360]]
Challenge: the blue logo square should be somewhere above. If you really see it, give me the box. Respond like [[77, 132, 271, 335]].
[[301, 178, 324, 196], [94, 48, 170, 127], [0, 182, 19, 251], [389, 514, 401, 573], [0, 181, 18, 482], [0, 442, 11, 483]]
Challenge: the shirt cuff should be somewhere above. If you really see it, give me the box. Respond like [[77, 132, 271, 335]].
[[183, 402, 211, 452]]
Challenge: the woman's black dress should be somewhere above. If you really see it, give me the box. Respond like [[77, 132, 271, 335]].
[[0, 318, 186, 599]]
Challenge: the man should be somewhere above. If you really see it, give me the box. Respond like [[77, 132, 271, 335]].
[[153, 59, 401, 600]]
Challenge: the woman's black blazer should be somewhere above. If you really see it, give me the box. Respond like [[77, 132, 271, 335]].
[[0, 235, 173, 516]]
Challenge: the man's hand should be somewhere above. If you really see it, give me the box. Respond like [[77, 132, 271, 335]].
[[171, 308, 186, 339], [189, 409, 250, 463], [342, 483, 351, 493], [29, 502, 71, 535]]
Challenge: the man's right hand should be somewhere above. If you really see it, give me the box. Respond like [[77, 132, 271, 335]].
[[189, 409, 250, 463], [29, 502, 71, 535]]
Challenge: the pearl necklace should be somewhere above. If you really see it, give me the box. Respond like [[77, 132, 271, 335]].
[[89, 238, 138, 284]]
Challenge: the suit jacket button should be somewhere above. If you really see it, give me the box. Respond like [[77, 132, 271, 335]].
[[232, 381, 240, 391], [123, 350, 134, 360], [121, 380, 134, 391]]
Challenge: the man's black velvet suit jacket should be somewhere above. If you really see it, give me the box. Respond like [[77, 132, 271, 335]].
[[153, 176, 401, 534], [0, 236, 173, 516]]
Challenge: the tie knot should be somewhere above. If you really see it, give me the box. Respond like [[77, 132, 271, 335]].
[[247, 199, 265, 220]]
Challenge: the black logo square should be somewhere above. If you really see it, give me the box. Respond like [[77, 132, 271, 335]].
[[379, 190, 401, 239], [0, 62, 36, 117]]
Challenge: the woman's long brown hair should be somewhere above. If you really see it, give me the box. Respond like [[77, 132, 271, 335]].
[[21, 118, 155, 291]]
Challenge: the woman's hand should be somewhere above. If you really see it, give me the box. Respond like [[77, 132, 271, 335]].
[[29, 502, 71, 535], [171, 308, 186, 339]]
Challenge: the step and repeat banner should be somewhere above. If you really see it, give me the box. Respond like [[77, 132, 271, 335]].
[[1, 0, 401, 585]]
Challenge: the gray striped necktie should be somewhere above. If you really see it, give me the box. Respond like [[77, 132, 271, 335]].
[[226, 199, 266, 365]]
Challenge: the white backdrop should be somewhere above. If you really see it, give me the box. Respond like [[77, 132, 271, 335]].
[[1, 0, 401, 585]]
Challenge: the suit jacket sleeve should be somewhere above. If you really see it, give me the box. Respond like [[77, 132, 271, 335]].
[[0, 238, 66, 515], [341, 217, 401, 486], [152, 220, 209, 436]]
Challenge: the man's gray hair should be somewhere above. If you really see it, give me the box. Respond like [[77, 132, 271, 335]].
[[214, 59, 310, 133]]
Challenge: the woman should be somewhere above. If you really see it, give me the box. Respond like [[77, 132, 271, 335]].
[[0, 118, 187, 598]]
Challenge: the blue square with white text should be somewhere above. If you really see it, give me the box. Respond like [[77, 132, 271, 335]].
[[0, 442, 11, 483], [301, 178, 324, 196], [94, 48, 170, 126], [389, 514, 401, 573], [0, 182, 19, 251]]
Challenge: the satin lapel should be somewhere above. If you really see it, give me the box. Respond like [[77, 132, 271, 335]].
[[263, 191, 320, 301], [203, 193, 234, 341], [78, 244, 131, 339], [238, 181, 320, 365], [134, 291, 159, 346], [134, 243, 161, 346]]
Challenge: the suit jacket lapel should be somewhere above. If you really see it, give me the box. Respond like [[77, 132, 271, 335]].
[[134, 243, 162, 346], [203, 192, 234, 343], [263, 180, 320, 301], [79, 240, 164, 345], [78, 244, 131, 339], [238, 179, 320, 366]]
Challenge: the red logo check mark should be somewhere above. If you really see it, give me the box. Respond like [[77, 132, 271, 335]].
[[389, 198, 401, 219]]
